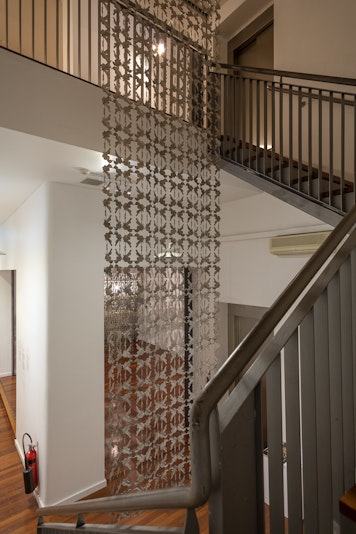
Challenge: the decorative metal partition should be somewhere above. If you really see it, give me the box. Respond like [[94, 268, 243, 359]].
[[101, 0, 220, 498]]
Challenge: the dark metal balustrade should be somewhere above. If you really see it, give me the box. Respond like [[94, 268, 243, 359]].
[[0, 0, 101, 85], [218, 63, 356, 215], [2, 3, 356, 533]]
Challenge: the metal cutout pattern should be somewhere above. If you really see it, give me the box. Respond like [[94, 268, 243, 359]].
[[101, 0, 220, 499]]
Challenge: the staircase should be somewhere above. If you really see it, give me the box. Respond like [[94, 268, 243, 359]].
[[35, 64, 356, 533], [2, 2, 356, 530], [218, 63, 356, 226], [36, 201, 356, 533]]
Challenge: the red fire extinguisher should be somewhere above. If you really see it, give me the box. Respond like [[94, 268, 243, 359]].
[[22, 433, 38, 493]]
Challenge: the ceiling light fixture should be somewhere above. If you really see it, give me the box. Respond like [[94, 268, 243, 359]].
[[153, 42, 165, 56]]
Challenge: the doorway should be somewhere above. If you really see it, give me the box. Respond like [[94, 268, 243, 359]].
[[228, 5, 274, 69], [0, 270, 16, 377], [0, 270, 16, 434]]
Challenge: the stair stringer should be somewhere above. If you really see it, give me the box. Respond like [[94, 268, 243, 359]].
[[221, 158, 344, 228]]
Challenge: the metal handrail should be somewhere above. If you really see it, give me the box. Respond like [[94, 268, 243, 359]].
[[37, 201, 356, 519], [216, 63, 356, 88]]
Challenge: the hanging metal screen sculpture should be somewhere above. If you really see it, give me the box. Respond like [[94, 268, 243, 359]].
[[101, 0, 220, 498]]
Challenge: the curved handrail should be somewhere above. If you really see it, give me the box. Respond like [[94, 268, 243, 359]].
[[215, 62, 356, 88], [37, 202, 356, 518]]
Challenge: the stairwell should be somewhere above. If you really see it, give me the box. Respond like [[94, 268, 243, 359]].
[[2, 3, 356, 532], [34, 60, 356, 525]]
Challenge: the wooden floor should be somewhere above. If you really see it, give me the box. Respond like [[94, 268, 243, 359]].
[[0, 376, 281, 533], [0, 376, 209, 533]]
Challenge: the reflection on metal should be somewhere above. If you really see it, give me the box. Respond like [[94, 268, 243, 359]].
[[101, 0, 220, 504]]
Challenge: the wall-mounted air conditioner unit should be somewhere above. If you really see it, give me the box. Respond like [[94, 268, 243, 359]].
[[270, 231, 331, 256]]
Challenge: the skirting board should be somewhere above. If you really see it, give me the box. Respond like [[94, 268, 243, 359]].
[[35, 479, 107, 508], [14, 437, 106, 508]]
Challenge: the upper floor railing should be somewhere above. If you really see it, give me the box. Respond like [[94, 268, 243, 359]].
[[2, 2, 356, 218], [218, 63, 356, 215], [0, 0, 101, 85]]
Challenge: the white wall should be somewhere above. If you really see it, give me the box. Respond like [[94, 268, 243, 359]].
[[0, 270, 12, 376], [0, 48, 103, 153], [0, 182, 105, 506], [45, 182, 105, 505], [274, 0, 356, 78], [219, 187, 332, 307]]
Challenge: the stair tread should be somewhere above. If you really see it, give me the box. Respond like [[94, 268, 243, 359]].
[[222, 138, 354, 193], [38, 523, 183, 533]]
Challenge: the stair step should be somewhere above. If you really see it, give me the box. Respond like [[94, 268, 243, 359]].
[[38, 523, 184, 533], [222, 139, 354, 201]]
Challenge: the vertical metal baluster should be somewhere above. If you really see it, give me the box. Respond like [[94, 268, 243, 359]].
[[78, 0, 81, 79], [5, 0, 9, 48], [354, 94, 356, 205], [263, 80, 267, 175], [288, 84, 293, 187], [340, 259, 355, 489], [248, 78, 252, 168], [143, 22, 147, 106], [162, 30, 167, 115], [234, 74, 239, 163], [308, 88, 313, 197], [329, 92, 334, 206], [229, 74, 233, 160], [227, 73, 231, 159], [266, 355, 285, 533], [318, 90, 323, 202], [132, 17, 137, 101], [183, 44, 187, 121], [148, 26, 153, 109], [279, 79, 283, 184], [297, 87, 302, 192], [340, 93, 345, 212], [67, 0, 70, 75], [32, 0, 35, 58], [254, 383, 265, 533], [56, 0, 59, 69], [314, 292, 333, 532], [256, 79, 260, 172], [351, 249, 356, 472], [88, 0, 92, 82], [285, 330, 303, 533], [224, 74, 229, 158], [19, 0, 22, 54], [176, 43, 180, 117], [242, 77, 246, 165], [300, 309, 319, 533], [44, 0, 47, 65], [97, 0, 100, 86], [169, 41, 174, 115], [220, 73, 224, 156], [328, 273, 344, 525], [271, 81, 275, 180], [231, 75, 239, 161]]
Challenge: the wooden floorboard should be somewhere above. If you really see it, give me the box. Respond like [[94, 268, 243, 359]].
[[0, 375, 16, 435], [0, 378, 209, 533], [0, 377, 284, 533]]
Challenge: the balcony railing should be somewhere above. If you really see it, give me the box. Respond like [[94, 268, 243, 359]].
[[218, 64, 356, 214], [0, 0, 101, 85], [2, 2, 356, 217]]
